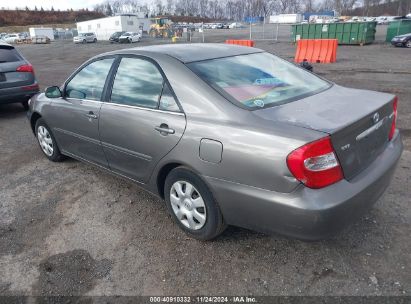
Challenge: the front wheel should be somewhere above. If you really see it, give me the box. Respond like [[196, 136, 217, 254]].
[[164, 167, 226, 240], [93, 38, 97, 43], [35, 118, 65, 162], [406, 40, 411, 48], [82, 39, 86, 44]]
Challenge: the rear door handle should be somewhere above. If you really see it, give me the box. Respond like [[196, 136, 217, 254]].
[[155, 124, 175, 135], [85, 112, 98, 119]]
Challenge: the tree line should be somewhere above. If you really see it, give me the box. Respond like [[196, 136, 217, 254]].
[[93, 0, 410, 20], [0, 9, 104, 27]]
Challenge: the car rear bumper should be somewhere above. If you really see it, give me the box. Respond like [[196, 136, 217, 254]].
[[205, 131, 403, 240], [0, 85, 39, 104]]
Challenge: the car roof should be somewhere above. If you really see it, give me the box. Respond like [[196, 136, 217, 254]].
[[110, 43, 264, 63], [0, 41, 14, 49]]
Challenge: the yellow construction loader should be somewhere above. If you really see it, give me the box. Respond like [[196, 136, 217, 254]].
[[149, 17, 173, 38]]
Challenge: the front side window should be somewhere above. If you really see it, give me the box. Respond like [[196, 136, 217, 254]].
[[188, 52, 331, 109], [65, 58, 114, 100], [110, 57, 164, 109]]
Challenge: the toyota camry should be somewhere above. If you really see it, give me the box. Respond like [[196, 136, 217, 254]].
[[27, 44, 403, 240]]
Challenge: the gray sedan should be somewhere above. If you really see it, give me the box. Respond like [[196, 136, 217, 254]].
[[27, 44, 403, 240]]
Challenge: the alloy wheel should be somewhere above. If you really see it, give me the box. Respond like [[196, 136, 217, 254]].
[[37, 126, 54, 157], [170, 181, 207, 230]]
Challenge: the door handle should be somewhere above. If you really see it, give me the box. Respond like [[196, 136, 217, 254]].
[[155, 124, 175, 135], [85, 112, 98, 119]]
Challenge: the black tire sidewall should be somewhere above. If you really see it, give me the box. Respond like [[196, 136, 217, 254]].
[[21, 99, 29, 111], [164, 167, 225, 240], [35, 118, 63, 162]]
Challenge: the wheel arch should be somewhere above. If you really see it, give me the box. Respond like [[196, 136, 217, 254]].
[[156, 162, 183, 199], [30, 112, 42, 134]]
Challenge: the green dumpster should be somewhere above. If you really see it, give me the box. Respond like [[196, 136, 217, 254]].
[[291, 22, 377, 45], [386, 19, 411, 42]]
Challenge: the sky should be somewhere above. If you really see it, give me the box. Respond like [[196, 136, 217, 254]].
[[0, 0, 155, 10]]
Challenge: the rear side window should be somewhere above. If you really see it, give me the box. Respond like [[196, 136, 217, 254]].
[[110, 57, 164, 109], [0, 48, 21, 63], [65, 58, 114, 101]]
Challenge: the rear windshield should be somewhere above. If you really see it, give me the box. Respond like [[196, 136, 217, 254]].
[[188, 52, 331, 109], [0, 47, 21, 63]]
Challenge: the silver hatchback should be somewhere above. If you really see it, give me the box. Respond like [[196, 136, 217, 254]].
[[73, 32, 97, 44], [27, 44, 402, 240]]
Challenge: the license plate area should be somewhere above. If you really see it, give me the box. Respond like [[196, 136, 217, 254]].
[[0, 73, 6, 82]]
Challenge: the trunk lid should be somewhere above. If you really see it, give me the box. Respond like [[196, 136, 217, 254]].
[[253, 85, 395, 180]]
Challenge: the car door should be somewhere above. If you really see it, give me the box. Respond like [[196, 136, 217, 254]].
[[99, 56, 186, 183], [45, 57, 115, 167]]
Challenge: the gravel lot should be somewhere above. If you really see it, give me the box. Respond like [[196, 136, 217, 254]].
[[0, 25, 410, 297]]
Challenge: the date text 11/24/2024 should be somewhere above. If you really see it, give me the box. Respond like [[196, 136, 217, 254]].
[[149, 296, 257, 303]]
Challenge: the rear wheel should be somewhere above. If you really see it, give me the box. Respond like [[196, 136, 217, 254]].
[[21, 99, 29, 111], [149, 30, 157, 38], [35, 118, 65, 162], [82, 39, 86, 44], [164, 167, 226, 240]]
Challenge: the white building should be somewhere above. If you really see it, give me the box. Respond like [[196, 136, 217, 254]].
[[76, 14, 152, 40], [269, 14, 303, 24]]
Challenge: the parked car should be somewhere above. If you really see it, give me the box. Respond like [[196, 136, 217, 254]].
[[109, 31, 126, 43], [119, 32, 141, 43], [4, 34, 20, 43], [391, 33, 411, 47], [0, 41, 39, 110], [73, 33, 97, 44], [27, 44, 402, 240], [229, 22, 244, 29]]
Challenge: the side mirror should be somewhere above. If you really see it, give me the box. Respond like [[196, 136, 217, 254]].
[[300, 60, 313, 72], [45, 86, 62, 98]]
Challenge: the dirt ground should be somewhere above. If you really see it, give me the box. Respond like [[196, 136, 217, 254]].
[[0, 25, 410, 297]]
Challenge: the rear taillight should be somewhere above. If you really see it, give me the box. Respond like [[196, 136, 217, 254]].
[[287, 137, 344, 189], [388, 96, 398, 141], [16, 64, 34, 73]]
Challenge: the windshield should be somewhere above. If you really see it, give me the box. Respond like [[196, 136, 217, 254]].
[[188, 52, 331, 109]]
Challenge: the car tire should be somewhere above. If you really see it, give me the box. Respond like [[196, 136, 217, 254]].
[[128, 38, 132, 43], [21, 99, 29, 111], [35, 118, 65, 162], [164, 167, 226, 240], [82, 39, 86, 44], [93, 38, 97, 43], [406, 40, 411, 48]]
